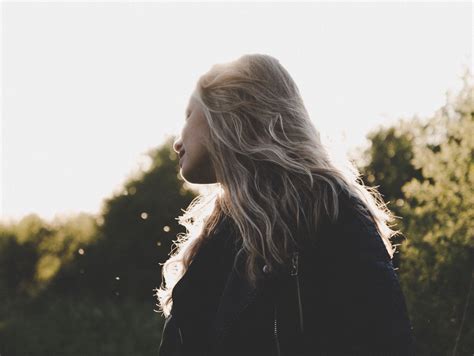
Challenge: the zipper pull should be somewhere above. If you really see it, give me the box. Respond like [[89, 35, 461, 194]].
[[291, 250, 304, 334], [290, 251, 299, 276]]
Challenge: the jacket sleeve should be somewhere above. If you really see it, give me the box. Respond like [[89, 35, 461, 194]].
[[295, 207, 417, 355], [158, 314, 182, 356], [339, 258, 417, 355]]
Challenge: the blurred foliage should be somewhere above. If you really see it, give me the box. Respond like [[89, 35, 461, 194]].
[[399, 70, 474, 356], [357, 67, 473, 355], [49, 136, 196, 300], [0, 136, 196, 355], [358, 119, 425, 270], [0, 291, 162, 356], [360, 121, 424, 219], [0, 213, 97, 298]]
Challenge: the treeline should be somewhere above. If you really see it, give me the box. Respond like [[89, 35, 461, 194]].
[[0, 140, 196, 303], [0, 70, 472, 355], [0, 140, 197, 355], [359, 69, 473, 356]]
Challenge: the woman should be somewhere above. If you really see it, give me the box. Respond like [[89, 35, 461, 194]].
[[156, 54, 416, 356]]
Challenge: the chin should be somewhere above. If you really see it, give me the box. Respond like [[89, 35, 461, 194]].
[[183, 174, 217, 185], [180, 165, 217, 184]]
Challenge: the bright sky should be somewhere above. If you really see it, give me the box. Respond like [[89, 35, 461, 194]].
[[1, 1, 471, 222]]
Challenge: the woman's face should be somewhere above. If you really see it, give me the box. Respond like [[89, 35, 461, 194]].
[[173, 94, 217, 184]]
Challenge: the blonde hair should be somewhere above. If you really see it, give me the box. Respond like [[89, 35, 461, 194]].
[[155, 54, 399, 317]]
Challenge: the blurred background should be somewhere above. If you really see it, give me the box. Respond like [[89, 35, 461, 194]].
[[1, 1, 472, 355]]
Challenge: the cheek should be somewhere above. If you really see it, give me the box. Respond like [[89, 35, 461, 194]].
[[192, 147, 206, 162]]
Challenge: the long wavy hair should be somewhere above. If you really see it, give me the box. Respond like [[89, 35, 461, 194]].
[[155, 54, 399, 318]]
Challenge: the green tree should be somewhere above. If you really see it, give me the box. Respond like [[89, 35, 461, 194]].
[[51, 136, 196, 301], [399, 69, 474, 355], [1, 138, 191, 356], [0, 213, 97, 298], [356, 118, 426, 270], [360, 122, 423, 207]]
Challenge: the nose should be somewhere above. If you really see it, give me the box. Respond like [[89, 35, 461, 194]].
[[173, 137, 183, 155]]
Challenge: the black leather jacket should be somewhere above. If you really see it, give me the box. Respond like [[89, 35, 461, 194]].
[[158, 195, 417, 356]]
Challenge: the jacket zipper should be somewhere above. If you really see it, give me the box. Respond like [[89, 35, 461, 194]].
[[273, 301, 281, 356], [273, 251, 303, 356], [178, 326, 184, 346], [291, 251, 304, 333]]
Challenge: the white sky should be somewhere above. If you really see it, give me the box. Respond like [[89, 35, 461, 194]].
[[1, 1, 472, 222]]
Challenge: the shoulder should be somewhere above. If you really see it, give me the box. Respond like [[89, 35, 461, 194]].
[[309, 191, 392, 263]]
